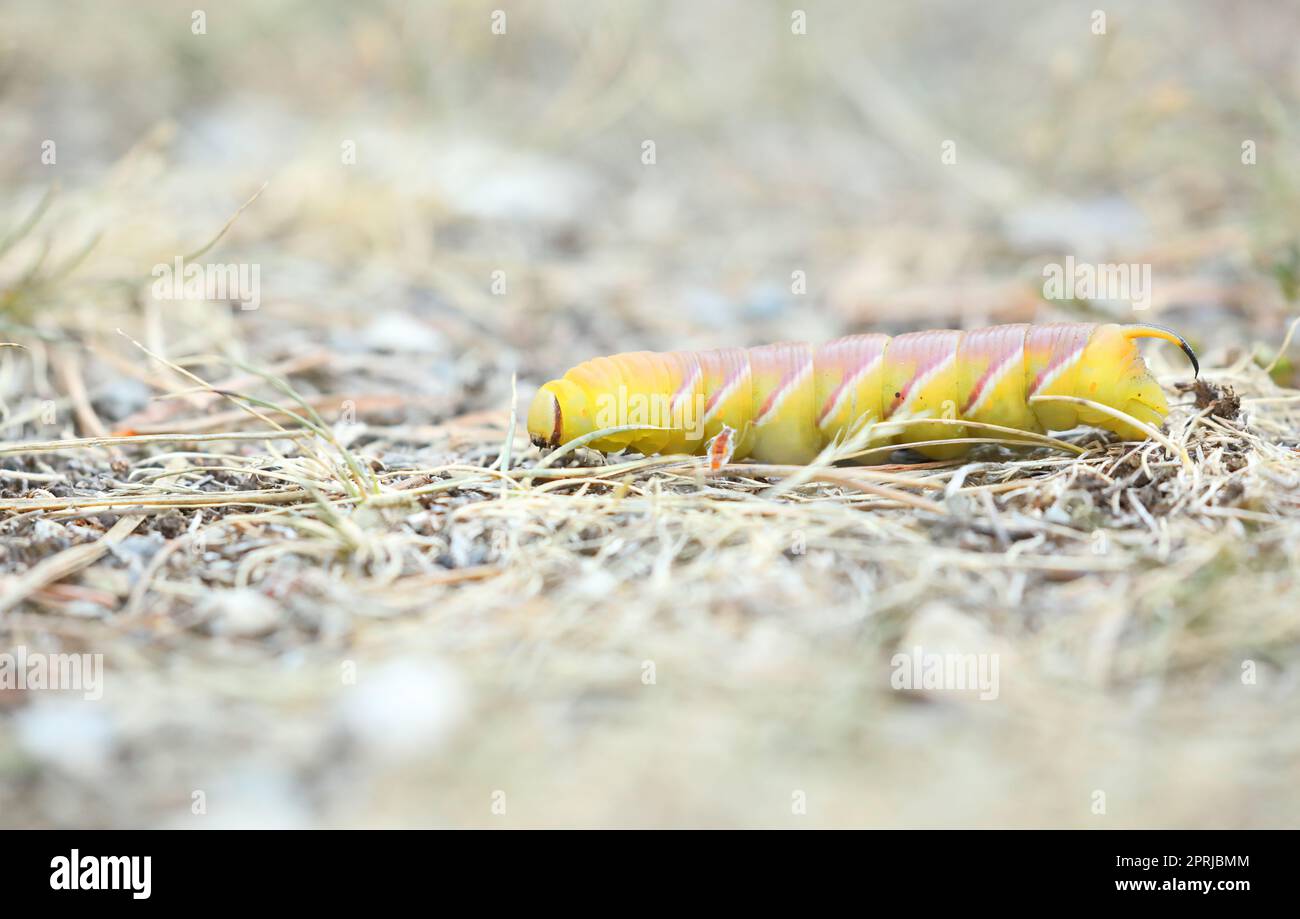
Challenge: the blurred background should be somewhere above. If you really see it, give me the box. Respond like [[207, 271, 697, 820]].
[[2, 0, 1299, 828]]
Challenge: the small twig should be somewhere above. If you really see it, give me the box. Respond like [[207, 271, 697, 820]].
[[0, 429, 312, 457]]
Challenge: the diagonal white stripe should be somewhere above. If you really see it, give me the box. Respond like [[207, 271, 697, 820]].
[[1029, 344, 1086, 397], [703, 362, 750, 423], [755, 358, 813, 426], [891, 351, 957, 418], [965, 345, 1024, 416], [820, 353, 883, 425]]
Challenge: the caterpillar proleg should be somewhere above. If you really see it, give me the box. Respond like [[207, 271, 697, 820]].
[[527, 323, 1199, 464]]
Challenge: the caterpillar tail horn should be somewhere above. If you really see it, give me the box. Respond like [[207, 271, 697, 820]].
[[1123, 324, 1199, 378]]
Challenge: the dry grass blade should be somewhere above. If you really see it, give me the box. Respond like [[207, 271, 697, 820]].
[[0, 183, 55, 259], [0, 430, 313, 457], [530, 424, 674, 471], [1028, 394, 1194, 472], [707, 463, 948, 513], [180, 181, 268, 262], [840, 417, 1087, 458]]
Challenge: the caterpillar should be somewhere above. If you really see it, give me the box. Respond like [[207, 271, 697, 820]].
[[527, 323, 1199, 465]]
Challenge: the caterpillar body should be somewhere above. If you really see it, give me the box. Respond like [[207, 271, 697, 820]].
[[527, 323, 1199, 465]]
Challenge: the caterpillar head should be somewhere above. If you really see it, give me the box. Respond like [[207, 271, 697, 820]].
[[1074, 324, 1198, 437], [527, 379, 591, 449]]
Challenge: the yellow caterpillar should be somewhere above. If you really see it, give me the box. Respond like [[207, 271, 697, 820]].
[[527, 323, 1199, 465]]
